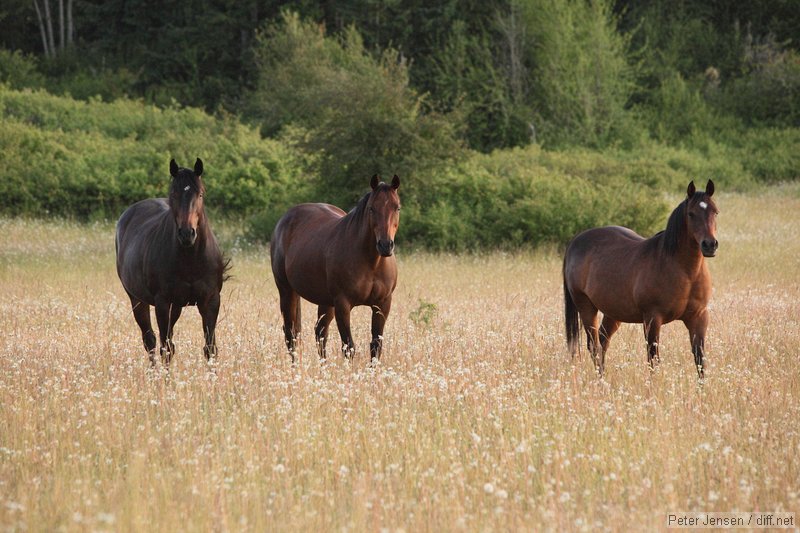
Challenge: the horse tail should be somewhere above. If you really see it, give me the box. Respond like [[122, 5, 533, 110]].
[[563, 267, 580, 355]]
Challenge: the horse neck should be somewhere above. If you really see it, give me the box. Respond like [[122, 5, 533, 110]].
[[673, 225, 705, 277], [341, 209, 380, 262]]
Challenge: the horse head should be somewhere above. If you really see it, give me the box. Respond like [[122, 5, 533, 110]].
[[169, 158, 206, 247], [685, 179, 719, 257], [367, 174, 401, 257]]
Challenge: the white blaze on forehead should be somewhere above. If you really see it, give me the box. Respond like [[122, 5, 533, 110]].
[[184, 185, 191, 191], [699, 201, 708, 210]]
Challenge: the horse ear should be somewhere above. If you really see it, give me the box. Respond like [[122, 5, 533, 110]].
[[705, 179, 714, 197], [391, 175, 400, 190], [370, 174, 380, 190], [194, 158, 203, 177], [169, 159, 179, 178], [687, 180, 696, 198]]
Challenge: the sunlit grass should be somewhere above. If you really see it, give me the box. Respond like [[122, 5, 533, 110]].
[[1, 185, 799, 531]]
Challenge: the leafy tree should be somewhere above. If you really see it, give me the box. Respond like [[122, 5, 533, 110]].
[[518, 0, 638, 147], [246, 11, 464, 207], [428, 18, 531, 151]]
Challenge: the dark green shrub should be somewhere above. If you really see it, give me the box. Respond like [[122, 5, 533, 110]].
[[0, 50, 45, 89], [714, 45, 800, 128]]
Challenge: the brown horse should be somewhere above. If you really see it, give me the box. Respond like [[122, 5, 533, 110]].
[[270, 174, 401, 363], [563, 180, 719, 378], [116, 158, 229, 366]]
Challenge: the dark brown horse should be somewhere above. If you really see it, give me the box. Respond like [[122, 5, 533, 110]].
[[270, 174, 401, 363], [563, 180, 719, 378], [116, 158, 228, 366]]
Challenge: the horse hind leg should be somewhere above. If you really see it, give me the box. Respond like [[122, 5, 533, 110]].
[[279, 289, 301, 363], [129, 295, 156, 363], [576, 302, 602, 375], [314, 306, 334, 360]]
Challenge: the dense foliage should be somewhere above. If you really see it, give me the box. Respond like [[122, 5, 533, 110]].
[[1, 0, 798, 249], [0, 86, 307, 220]]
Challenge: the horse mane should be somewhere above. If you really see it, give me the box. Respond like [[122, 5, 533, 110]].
[[343, 190, 372, 229], [660, 199, 686, 256], [342, 183, 395, 232]]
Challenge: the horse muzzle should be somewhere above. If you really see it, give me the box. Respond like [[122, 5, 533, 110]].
[[701, 238, 718, 257], [376, 238, 395, 257], [178, 227, 197, 247]]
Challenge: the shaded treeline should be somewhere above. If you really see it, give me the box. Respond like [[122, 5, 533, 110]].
[[0, 1, 798, 249], [2, 0, 798, 150]]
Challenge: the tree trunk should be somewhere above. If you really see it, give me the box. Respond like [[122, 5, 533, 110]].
[[67, 0, 73, 45], [498, 5, 526, 106], [42, 0, 56, 56], [59, 0, 65, 50], [32, 0, 51, 57]]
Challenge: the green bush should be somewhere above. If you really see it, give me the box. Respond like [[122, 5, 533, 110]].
[[0, 50, 45, 90], [0, 85, 307, 220], [45, 67, 140, 103], [1, 84, 795, 251], [399, 146, 669, 251]]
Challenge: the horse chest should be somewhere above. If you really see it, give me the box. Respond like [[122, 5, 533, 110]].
[[156, 262, 217, 306], [335, 265, 395, 305], [170, 279, 206, 306], [635, 271, 708, 322]]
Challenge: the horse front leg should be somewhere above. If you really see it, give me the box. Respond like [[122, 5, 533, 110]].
[[128, 294, 157, 363], [643, 316, 663, 370], [334, 299, 355, 359], [599, 315, 620, 375], [155, 300, 182, 367], [684, 310, 709, 379], [315, 306, 334, 360], [199, 292, 221, 364], [369, 300, 392, 363]]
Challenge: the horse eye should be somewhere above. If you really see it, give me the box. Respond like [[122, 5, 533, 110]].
[[368, 207, 375, 214], [688, 212, 695, 218]]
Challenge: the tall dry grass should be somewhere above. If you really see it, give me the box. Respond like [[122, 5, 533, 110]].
[[1, 186, 799, 531]]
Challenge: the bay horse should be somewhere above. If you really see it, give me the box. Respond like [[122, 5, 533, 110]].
[[270, 174, 401, 363], [563, 180, 719, 378], [116, 158, 228, 366]]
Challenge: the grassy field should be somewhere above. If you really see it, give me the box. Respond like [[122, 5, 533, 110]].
[[1, 185, 799, 532]]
